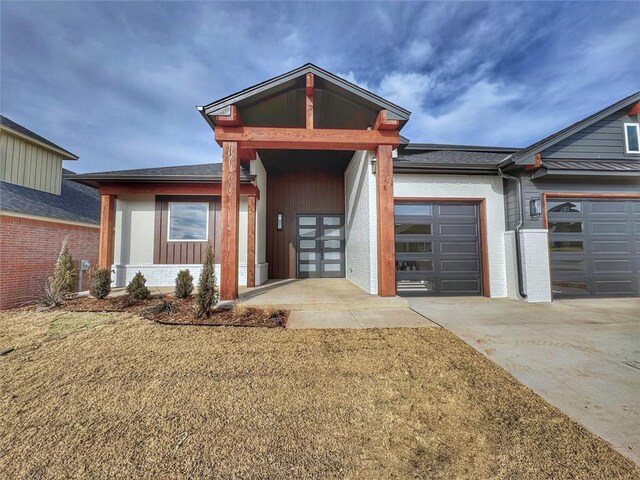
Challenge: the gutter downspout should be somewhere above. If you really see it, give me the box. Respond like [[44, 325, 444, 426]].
[[498, 161, 527, 299]]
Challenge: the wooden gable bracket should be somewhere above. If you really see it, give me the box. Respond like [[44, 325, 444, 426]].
[[305, 73, 314, 129], [524, 153, 543, 172], [372, 109, 400, 131], [214, 105, 243, 127], [628, 101, 640, 116]]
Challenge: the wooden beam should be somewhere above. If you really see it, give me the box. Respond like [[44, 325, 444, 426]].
[[98, 182, 259, 198], [372, 109, 400, 131], [628, 100, 640, 116], [215, 126, 399, 151], [98, 194, 116, 269], [306, 73, 314, 129], [239, 147, 257, 161], [375, 144, 396, 297], [524, 153, 542, 172], [220, 141, 240, 300], [246, 195, 256, 288], [214, 105, 243, 126]]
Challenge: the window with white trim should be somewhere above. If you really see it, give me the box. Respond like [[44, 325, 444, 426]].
[[168, 202, 209, 241], [624, 123, 640, 154]]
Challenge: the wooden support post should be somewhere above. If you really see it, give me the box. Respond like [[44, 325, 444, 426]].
[[376, 144, 396, 297], [246, 195, 256, 288], [305, 73, 314, 129], [98, 194, 116, 269], [220, 141, 240, 300]]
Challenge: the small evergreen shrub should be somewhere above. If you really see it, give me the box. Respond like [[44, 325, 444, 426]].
[[126, 271, 150, 300], [194, 245, 219, 318], [174, 269, 194, 299], [51, 238, 77, 295], [89, 268, 112, 299]]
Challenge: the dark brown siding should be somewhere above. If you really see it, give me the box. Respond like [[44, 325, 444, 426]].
[[264, 151, 348, 279], [154, 196, 221, 264]]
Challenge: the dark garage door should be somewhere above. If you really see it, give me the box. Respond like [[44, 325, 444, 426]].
[[395, 201, 482, 296], [548, 198, 640, 298]]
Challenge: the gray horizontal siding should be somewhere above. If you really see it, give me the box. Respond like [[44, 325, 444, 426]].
[[542, 111, 640, 160], [503, 178, 519, 230]]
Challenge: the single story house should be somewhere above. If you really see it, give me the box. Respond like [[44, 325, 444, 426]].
[[0, 116, 100, 309], [69, 64, 640, 302]]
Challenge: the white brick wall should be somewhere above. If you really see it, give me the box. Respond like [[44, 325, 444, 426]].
[[344, 150, 378, 294], [113, 263, 268, 289], [393, 174, 508, 298], [519, 229, 552, 302]]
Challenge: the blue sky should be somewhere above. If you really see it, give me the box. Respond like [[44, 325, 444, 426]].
[[2, 1, 639, 173]]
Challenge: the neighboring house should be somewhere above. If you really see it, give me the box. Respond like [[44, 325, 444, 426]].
[[0, 116, 100, 309], [68, 64, 640, 302]]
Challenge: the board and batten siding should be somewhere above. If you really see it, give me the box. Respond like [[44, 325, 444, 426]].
[[0, 130, 63, 195], [541, 110, 640, 160]]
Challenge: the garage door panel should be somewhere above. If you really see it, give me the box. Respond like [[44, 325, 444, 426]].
[[549, 198, 639, 298], [589, 221, 629, 234], [396, 201, 482, 296]]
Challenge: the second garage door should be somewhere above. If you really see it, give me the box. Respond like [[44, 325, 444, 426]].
[[548, 198, 640, 298], [395, 201, 483, 296]]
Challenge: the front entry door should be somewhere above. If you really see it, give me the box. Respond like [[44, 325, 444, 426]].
[[296, 214, 345, 278]]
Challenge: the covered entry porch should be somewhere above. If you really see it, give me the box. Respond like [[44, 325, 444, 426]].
[[198, 64, 411, 299]]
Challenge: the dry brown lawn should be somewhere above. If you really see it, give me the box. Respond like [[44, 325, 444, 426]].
[[1, 309, 638, 480]]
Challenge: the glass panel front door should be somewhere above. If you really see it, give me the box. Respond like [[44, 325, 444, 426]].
[[296, 214, 345, 278]]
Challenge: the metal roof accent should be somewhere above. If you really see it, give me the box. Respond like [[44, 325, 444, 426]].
[[0, 115, 79, 160], [401, 143, 520, 154], [531, 159, 640, 178], [198, 63, 411, 123], [513, 90, 640, 165]]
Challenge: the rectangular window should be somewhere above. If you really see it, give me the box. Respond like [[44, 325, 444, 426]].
[[549, 221, 582, 233], [395, 242, 433, 253], [168, 202, 208, 241], [548, 200, 581, 213], [624, 123, 640, 153], [395, 224, 432, 235], [394, 203, 433, 216], [550, 241, 584, 252]]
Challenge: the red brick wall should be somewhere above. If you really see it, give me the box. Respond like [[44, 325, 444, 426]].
[[0, 215, 99, 309]]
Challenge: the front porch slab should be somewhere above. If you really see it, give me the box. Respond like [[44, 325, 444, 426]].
[[237, 278, 409, 311]]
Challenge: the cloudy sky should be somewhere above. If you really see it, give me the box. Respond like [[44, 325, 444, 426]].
[[2, 1, 639, 173]]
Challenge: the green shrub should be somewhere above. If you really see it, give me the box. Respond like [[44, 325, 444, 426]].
[[194, 245, 219, 318], [126, 271, 150, 300], [50, 238, 77, 295], [89, 268, 112, 299], [174, 269, 194, 299]]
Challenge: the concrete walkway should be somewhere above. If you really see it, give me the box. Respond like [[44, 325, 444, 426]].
[[409, 296, 640, 464]]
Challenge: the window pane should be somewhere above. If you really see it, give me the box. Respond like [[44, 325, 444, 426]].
[[168, 203, 208, 240], [299, 228, 316, 238], [324, 252, 341, 260], [553, 260, 585, 272], [324, 228, 341, 237], [548, 201, 581, 213], [396, 260, 433, 271], [550, 241, 584, 252], [323, 264, 341, 272], [324, 240, 340, 248], [299, 217, 316, 226], [549, 222, 582, 233], [396, 280, 434, 292], [626, 125, 639, 152], [300, 240, 316, 249], [300, 264, 316, 272], [395, 242, 433, 253], [395, 224, 432, 235], [552, 280, 588, 295], [394, 204, 432, 216], [323, 217, 341, 225], [299, 252, 316, 261]]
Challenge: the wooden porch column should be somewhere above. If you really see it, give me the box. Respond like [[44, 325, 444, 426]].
[[375, 144, 396, 296], [246, 195, 256, 288], [220, 141, 240, 300], [98, 194, 116, 269]]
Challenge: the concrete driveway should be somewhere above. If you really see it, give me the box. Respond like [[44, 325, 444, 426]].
[[409, 296, 640, 464]]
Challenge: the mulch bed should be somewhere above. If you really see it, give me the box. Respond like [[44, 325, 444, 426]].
[[61, 295, 288, 328]]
